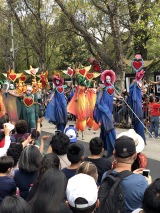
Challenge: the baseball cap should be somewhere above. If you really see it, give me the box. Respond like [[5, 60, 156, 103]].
[[115, 135, 136, 158], [117, 129, 145, 153], [66, 173, 98, 209], [65, 126, 77, 143]]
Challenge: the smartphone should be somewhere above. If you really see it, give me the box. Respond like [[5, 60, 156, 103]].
[[142, 169, 150, 177]]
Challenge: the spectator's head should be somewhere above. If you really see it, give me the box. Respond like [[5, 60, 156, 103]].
[[149, 96, 155, 103], [89, 137, 104, 155], [77, 162, 98, 182], [31, 129, 40, 140], [67, 143, 84, 164], [142, 178, 160, 213], [15, 120, 28, 134], [66, 174, 99, 213], [0, 113, 10, 129], [65, 126, 77, 143], [117, 129, 145, 154], [29, 168, 67, 213], [7, 143, 23, 167], [0, 156, 14, 174], [0, 195, 30, 213], [50, 131, 70, 155], [114, 135, 137, 163], [117, 130, 145, 170], [19, 146, 42, 173], [36, 153, 60, 183]]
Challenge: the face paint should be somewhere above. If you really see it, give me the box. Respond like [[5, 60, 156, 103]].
[[106, 75, 111, 84], [56, 80, 60, 85], [10, 84, 14, 90]]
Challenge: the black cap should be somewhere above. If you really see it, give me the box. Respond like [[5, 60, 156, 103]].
[[115, 136, 136, 158]]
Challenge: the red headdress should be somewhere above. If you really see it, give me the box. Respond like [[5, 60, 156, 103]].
[[101, 70, 116, 84], [52, 73, 64, 86]]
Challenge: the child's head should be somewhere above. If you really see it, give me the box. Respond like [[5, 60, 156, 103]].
[[77, 161, 98, 182], [67, 143, 84, 164], [89, 137, 104, 155], [0, 156, 14, 173]]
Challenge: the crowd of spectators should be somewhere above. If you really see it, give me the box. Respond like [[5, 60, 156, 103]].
[[0, 112, 159, 213]]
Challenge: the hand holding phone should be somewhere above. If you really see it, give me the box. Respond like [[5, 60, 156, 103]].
[[142, 169, 150, 177]]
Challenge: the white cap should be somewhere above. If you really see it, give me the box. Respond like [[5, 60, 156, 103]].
[[66, 174, 98, 209]]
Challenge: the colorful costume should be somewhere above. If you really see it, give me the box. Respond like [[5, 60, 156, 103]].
[[45, 74, 67, 132], [0, 82, 6, 118], [67, 71, 88, 132], [21, 86, 38, 132], [86, 81, 99, 131], [94, 70, 116, 157]]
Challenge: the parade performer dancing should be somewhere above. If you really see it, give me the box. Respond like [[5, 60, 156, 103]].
[[94, 70, 116, 157], [45, 73, 68, 132], [124, 54, 153, 143], [86, 79, 99, 133], [67, 68, 88, 137]]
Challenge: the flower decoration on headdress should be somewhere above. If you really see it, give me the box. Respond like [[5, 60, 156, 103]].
[[52, 71, 64, 87], [3, 66, 22, 82], [89, 57, 102, 73], [24, 65, 39, 77], [101, 70, 116, 86]]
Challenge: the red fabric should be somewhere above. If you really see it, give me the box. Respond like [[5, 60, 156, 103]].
[[0, 138, 5, 148], [149, 102, 160, 116], [138, 153, 148, 169]]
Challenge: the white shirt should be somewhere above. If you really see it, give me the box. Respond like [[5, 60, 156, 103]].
[[132, 208, 143, 213]]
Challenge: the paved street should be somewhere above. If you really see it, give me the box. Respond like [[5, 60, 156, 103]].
[[42, 119, 160, 180]]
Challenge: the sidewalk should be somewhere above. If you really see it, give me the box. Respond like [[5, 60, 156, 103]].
[[42, 119, 160, 161]]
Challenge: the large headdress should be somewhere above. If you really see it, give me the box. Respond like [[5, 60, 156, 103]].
[[101, 70, 116, 86]]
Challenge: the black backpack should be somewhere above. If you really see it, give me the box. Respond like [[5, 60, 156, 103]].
[[97, 170, 133, 213]]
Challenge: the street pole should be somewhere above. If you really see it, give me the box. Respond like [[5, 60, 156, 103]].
[[10, 17, 15, 71]]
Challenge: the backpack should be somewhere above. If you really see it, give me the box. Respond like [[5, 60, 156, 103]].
[[97, 170, 133, 213]]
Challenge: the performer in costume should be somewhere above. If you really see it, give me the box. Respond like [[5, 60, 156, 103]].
[[45, 74, 68, 132], [86, 80, 100, 133], [94, 70, 116, 157], [0, 81, 6, 118], [124, 54, 153, 143]]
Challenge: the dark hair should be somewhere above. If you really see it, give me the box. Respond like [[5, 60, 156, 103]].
[[0, 131, 5, 141], [0, 156, 14, 173], [29, 168, 67, 213], [31, 130, 40, 140], [50, 132, 70, 155], [15, 120, 28, 134], [69, 197, 96, 213], [142, 178, 160, 213], [0, 113, 10, 127], [89, 137, 104, 155], [67, 143, 84, 164], [36, 153, 60, 183], [0, 195, 30, 213], [149, 96, 154, 103], [19, 146, 42, 173], [7, 143, 23, 167]]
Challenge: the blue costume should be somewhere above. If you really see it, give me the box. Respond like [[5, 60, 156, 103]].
[[94, 70, 116, 157], [45, 80, 67, 132], [128, 82, 146, 143]]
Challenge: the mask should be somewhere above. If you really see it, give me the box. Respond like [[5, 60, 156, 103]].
[[106, 76, 111, 84]]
